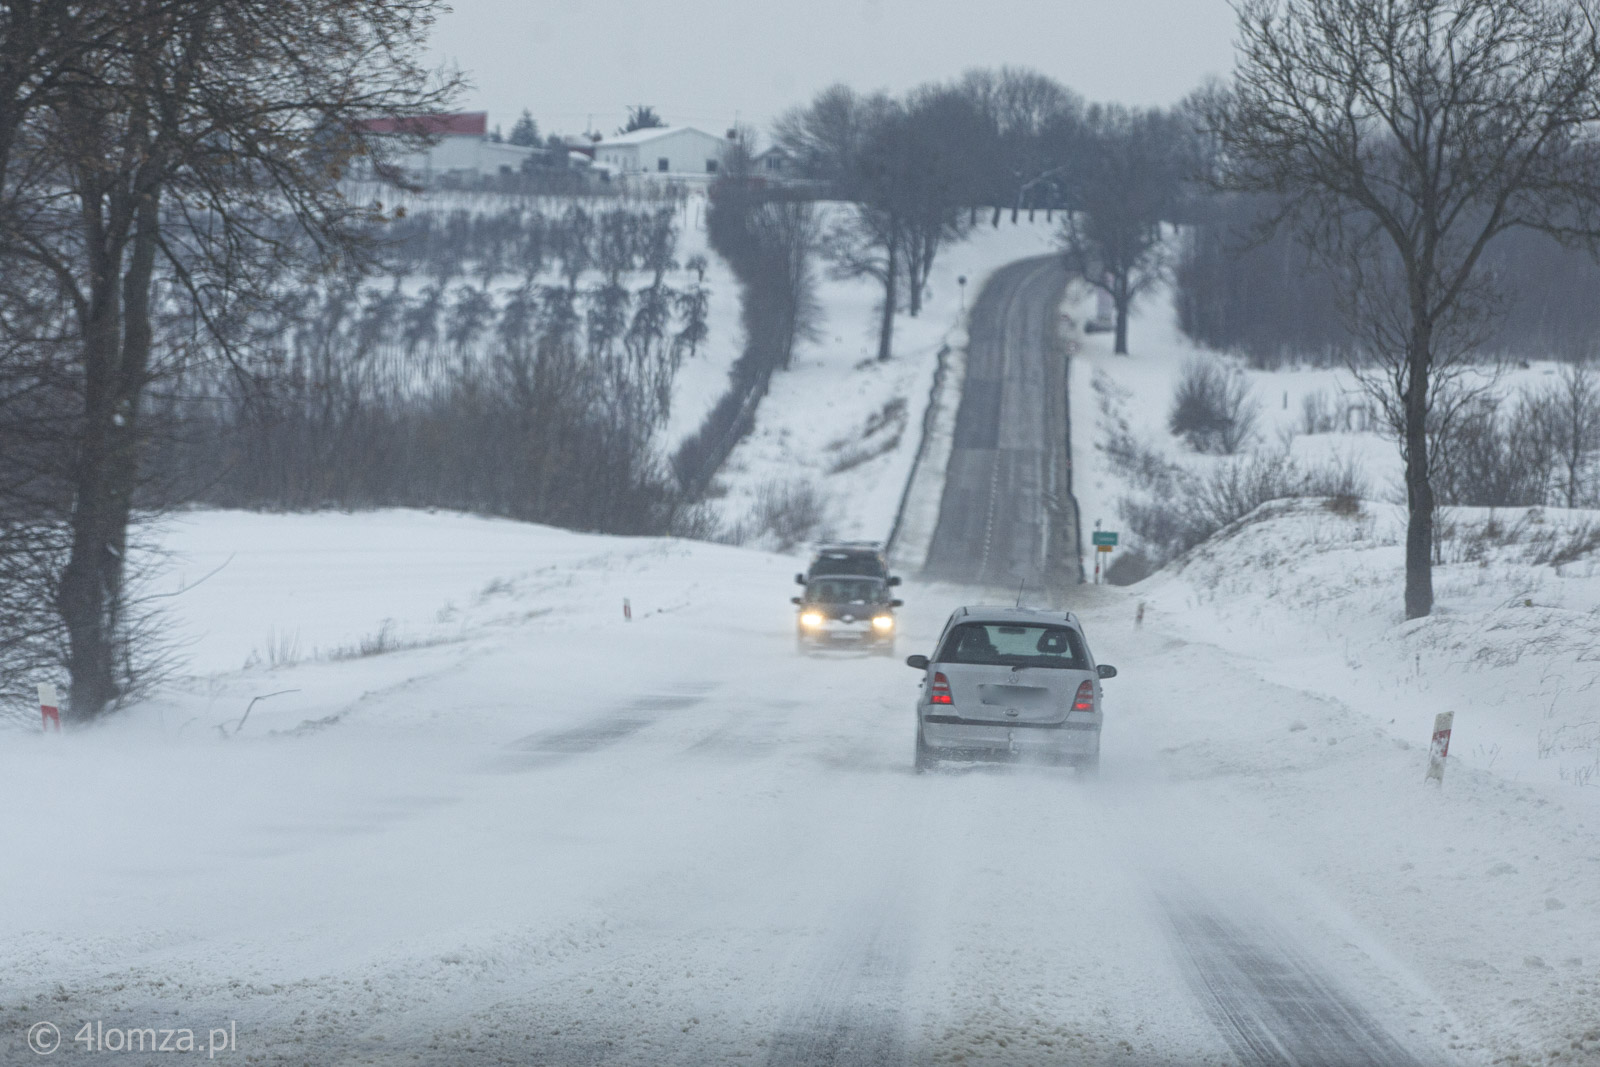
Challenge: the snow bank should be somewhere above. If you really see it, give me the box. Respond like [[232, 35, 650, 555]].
[[886, 327, 965, 574]]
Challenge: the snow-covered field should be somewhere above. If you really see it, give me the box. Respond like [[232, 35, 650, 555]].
[[708, 218, 1061, 544]]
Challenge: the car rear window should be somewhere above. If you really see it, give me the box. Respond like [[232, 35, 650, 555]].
[[937, 622, 1089, 670]]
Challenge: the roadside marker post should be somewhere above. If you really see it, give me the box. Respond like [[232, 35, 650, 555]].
[[1426, 711, 1453, 783], [623, 598, 632, 622], [38, 682, 60, 733]]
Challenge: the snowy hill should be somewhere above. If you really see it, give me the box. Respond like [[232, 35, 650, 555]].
[[707, 218, 1062, 546]]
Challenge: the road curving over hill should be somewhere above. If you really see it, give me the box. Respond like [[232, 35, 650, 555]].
[[921, 255, 1081, 593]]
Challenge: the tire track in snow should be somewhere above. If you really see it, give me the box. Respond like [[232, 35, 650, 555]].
[[1163, 899, 1435, 1067], [491, 685, 717, 771], [762, 881, 915, 1067]]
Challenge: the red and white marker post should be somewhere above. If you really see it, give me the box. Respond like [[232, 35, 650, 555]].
[[623, 598, 632, 622], [38, 682, 61, 733], [1425, 710, 1453, 783]]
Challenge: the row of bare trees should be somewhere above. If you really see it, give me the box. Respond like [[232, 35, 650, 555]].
[[775, 72, 1198, 359], [777, 73, 1083, 360], [146, 203, 710, 524], [673, 162, 821, 494]]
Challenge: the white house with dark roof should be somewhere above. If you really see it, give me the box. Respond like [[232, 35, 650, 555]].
[[592, 126, 733, 179]]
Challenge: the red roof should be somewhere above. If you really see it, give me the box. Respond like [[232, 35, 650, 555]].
[[358, 112, 487, 137]]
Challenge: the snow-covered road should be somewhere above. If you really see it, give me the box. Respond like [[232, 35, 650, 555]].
[[1, 514, 1490, 1065]]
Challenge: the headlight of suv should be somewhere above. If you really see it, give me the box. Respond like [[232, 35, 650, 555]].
[[800, 611, 825, 628], [872, 615, 895, 631]]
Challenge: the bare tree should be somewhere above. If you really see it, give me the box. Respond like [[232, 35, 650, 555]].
[[749, 199, 823, 370], [827, 202, 902, 363], [1210, 0, 1600, 619], [897, 86, 980, 315], [772, 84, 891, 189], [1059, 105, 1187, 355], [1, 0, 459, 720], [1527, 360, 1600, 507]]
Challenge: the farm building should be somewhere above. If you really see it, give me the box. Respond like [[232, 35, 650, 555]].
[[591, 126, 734, 179]]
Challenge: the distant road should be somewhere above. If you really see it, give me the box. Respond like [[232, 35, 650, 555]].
[[921, 256, 1080, 593]]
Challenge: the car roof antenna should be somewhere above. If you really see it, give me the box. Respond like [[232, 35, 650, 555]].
[[1015, 580, 1026, 609]]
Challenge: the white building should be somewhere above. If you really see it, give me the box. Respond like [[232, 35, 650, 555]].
[[360, 112, 538, 183], [591, 126, 733, 179]]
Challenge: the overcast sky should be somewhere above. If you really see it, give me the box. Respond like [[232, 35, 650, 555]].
[[427, 0, 1239, 140]]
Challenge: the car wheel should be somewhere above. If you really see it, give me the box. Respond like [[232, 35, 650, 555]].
[[1077, 751, 1100, 778], [914, 724, 936, 773]]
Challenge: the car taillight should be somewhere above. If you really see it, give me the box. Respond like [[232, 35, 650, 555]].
[[1072, 680, 1095, 713], [929, 672, 952, 705]]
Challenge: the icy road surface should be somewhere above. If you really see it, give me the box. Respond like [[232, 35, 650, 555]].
[[923, 256, 1079, 591], [0, 514, 1481, 1066]]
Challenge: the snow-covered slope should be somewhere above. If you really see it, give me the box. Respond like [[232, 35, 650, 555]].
[[1066, 276, 1572, 574], [709, 217, 1062, 545]]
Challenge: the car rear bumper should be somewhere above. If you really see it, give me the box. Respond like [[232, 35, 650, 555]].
[[920, 713, 1100, 758]]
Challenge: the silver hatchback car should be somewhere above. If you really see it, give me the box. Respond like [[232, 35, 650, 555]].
[[906, 607, 1115, 772]]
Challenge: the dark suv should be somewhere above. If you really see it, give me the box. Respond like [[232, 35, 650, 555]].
[[792, 575, 902, 655]]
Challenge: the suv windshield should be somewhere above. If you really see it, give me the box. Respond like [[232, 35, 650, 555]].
[[937, 622, 1089, 669], [806, 578, 885, 604], [808, 551, 886, 579]]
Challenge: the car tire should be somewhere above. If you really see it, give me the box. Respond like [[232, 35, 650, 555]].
[[914, 724, 936, 773], [1077, 749, 1100, 778]]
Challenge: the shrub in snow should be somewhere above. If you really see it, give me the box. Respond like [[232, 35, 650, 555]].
[[1168, 357, 1260, 454], [749, 479, 833, 552], [1119, 449, 1370, 567]]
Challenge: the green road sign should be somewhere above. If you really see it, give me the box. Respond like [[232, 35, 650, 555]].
[[1092, 531, 1119, 547]]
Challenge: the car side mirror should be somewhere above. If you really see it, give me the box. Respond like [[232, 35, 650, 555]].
[[795, 573, 806, 585], [791, 597, 803, 606], [905, 655, 929, 670], [890, 599, 904, 608], [1097, 664, 1118, 679], [887, 576, 902, 587]]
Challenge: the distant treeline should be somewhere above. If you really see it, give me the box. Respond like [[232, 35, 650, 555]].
[[1174, 195, 1600, 368]]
